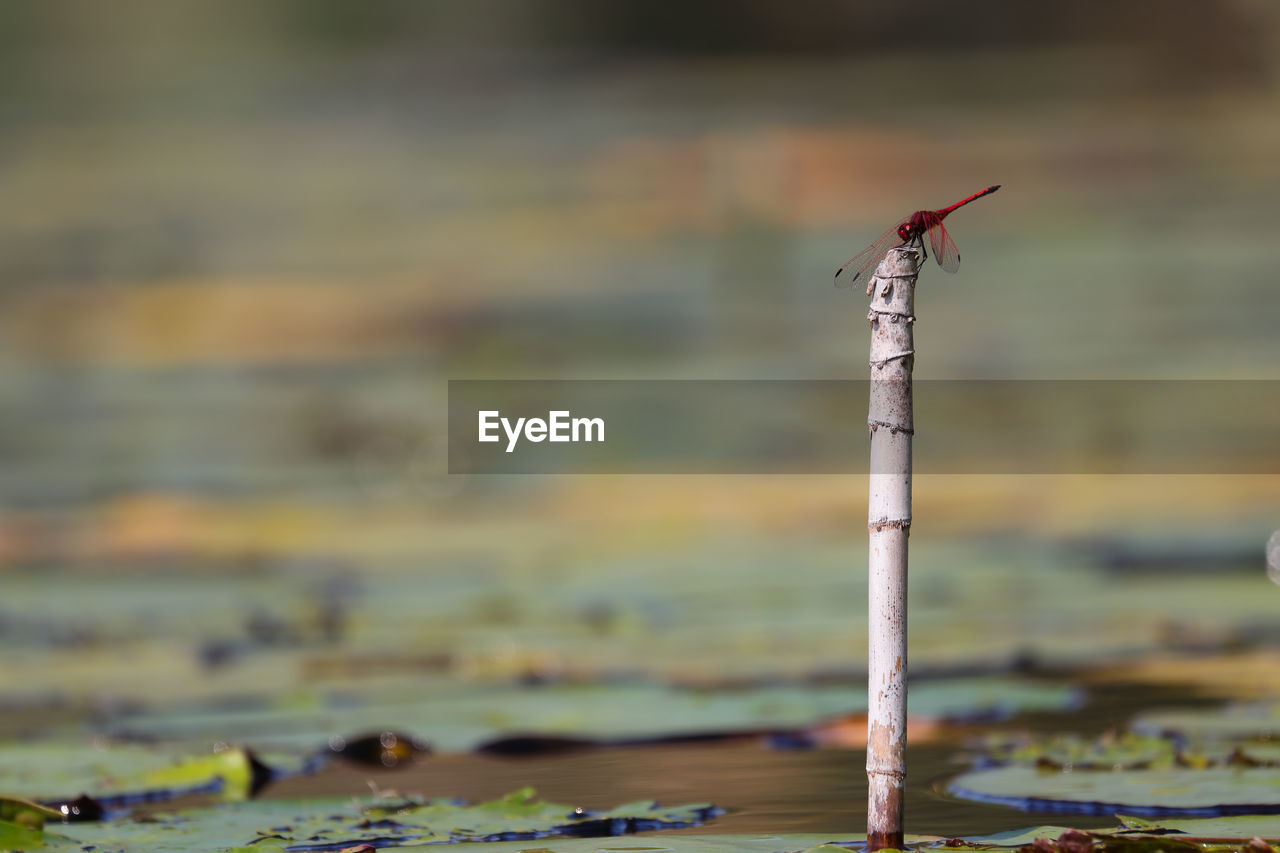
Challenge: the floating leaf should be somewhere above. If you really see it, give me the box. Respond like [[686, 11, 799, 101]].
[[976, 732, 1179, 771], [393, 836, 869, 853], [1113, 815, 1167, 832], [1131, 702, 1280, 743], [131, 745, 267, 800], [104, 676, 1078, 756], [0, 817, 49, 851], [48, 789, 720, 852], [961, 826, 1075, 846], [1109, 814, 1280, 839], [973, 729, 1280, 773], [948, 765, 1280, 816], [0, 796, 62, 829], [0, 741, 276, 807]]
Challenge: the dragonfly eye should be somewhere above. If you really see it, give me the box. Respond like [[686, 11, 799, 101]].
[[896, 223, 913, 241]]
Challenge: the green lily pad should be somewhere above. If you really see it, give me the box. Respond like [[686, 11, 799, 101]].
[[1113, 813, 1280, 839], [0, 823, 879, 853], [977, 732, 1181, 770], [0, 741, 267, 804], [0, 796, 62, 829], [961, 825, 1075, 846], [948, 765, 1280, 816], [973, 728, 1280, 772], [39, 830, 878, 853], [1132, 702, 1280, 743], [103, 676, 1078, 755], [0, 816, 49, 851], [41, 788, 719, 852], [911, 678, 1081, 723]]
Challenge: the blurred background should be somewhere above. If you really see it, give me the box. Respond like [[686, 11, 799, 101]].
[[3, 0, 1280, 834]]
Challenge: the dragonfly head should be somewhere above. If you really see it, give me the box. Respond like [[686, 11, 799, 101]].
[[896, 221, 916, 242]]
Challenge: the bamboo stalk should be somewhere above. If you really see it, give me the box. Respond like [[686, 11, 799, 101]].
[[865, 246, 919, 851], [1267, 529, 1280, 586]]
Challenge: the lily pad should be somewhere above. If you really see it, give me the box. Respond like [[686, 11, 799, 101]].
[[431, 839, 863, 853], [102, 676, 1078, 755], [1131, 702, 1280, 743], [0, 741, 270, 805], [976, 732, 1180, 770], [972, 728, 1280, 772], [1113, 813, 1280, 839], [947, 765, 1280, 816], [961, 825, 1076, 846], [0, 817, 48, 851], [42, 788, 720, 852], [0, 796, 62, 829]]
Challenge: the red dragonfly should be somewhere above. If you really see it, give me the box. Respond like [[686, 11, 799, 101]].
[[835, 185, 1000, 288]]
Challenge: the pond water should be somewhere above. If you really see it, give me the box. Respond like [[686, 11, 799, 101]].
[[268, 741, 1034, 836], [262, 682, 1218, 838]]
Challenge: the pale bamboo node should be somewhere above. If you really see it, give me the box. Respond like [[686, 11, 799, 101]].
[[865, 246, 920, 852]]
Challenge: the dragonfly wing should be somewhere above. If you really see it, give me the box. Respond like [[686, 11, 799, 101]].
[[834, 219, 908, 289], [929, 221, 962, 273]]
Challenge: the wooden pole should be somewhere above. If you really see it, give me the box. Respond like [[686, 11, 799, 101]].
[[865, 246, 919, 850]]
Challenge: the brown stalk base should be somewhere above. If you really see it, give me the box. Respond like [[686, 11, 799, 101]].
[[868, 829, 905, 851], [867, 774, 905, 851]]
